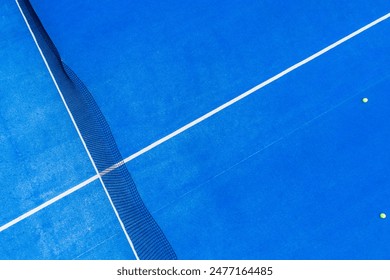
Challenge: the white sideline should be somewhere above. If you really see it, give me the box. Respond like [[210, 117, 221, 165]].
[[3, 6, 390, 245], [14, 0, 140, 260]]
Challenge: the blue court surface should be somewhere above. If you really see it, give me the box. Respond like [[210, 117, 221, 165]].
[[1, 0, 390, 259]]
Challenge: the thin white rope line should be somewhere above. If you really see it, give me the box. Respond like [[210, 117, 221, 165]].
[[0, 175, 99, 232], [14, 0, 139, 260], [72, 233, 120, 260]]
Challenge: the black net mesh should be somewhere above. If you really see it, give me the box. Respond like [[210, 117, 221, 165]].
[[18, 0, 177, 260]]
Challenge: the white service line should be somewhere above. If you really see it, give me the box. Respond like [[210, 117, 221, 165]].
[[0, 175, 99, 232], [14, 0, 140, 260], [3, 9, 389, 236], [122, 11, 390, 164]]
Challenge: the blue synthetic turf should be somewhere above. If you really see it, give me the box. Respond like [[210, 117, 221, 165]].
[[0, 180, 135, 260], [125, 20, 390, 258], [28, 0, 390, 259], [30, 0, 390, 157], [151, 77, 390, 259], [0, 1, 95, 225], [0, 1, 133, 260], [2, 0, 389, 259]]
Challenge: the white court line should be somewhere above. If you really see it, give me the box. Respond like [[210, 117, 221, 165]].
[[0, 175, 99, 232], [2, 10, 390, 235], [122, 11, 390, 164], [14, 0, 140, 260]]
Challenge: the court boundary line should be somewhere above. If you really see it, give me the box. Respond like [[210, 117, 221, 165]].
[[0, 175, 99, 232], [121, 11, 390, 164], [2, 10, 389, 235], [14, 0, 140, 260]]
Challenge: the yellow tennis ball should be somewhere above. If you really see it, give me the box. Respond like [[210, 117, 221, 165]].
[[380, 213, 386, 219], [362, 97, 369, 103]]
